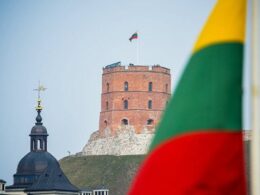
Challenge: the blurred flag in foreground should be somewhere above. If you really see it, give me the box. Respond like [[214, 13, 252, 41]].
[[128, 0, 247, 194]]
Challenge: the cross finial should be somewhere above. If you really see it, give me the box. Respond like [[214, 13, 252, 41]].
[[33, 81, 47, 111]]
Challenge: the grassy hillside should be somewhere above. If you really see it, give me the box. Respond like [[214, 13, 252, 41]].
[[60, 141, 250, 195], [60, 155, 145, 195]]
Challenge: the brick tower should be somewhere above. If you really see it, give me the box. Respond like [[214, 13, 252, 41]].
[[99, 63, 171, 136]]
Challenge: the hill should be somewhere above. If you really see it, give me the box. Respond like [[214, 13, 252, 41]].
[[60, 155, 145, 195], [60, 140, 250, 195]]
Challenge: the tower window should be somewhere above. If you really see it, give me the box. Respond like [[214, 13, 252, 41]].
[[121, 119, 129, 125], [106, 101, 109, 110], [148, 100, 152, 109], [165, 84, 168, 92], [148, 82, 153, 91], [106, 83, 109, 92], [123, 100, 128, 109], [104, 120, 108, 127], [147, 119, 154, 125], [124, 81, 128, 91]]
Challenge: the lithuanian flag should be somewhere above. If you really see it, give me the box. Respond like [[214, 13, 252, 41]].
[[129, 32, 138, 42], [128, 0, 247, 194]]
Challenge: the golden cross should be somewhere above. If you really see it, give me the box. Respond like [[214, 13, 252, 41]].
[[34, 82, 47, 110], [34, 81, 47, 100]]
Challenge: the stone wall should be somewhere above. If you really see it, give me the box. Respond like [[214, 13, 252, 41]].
[[82, 127, 252, 156], [82, 126, 154, 156]]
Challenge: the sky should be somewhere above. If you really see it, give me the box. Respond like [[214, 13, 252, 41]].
[[0, 0, 252, 184]]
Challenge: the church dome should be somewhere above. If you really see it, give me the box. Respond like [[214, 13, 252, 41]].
[[30, 125, 48, 135], [10, 98, 54, 187], [12, 151, 60, 187], [7, 95, 79, 193], [17, 151, 58, 174]]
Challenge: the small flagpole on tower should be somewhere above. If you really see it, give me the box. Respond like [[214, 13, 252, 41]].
[[251, 0, 260, 194], [137, 31, 139, 65], [129, 31, 139, 65]]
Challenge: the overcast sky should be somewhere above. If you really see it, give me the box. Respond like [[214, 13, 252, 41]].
[[0, 0, 252, 184]]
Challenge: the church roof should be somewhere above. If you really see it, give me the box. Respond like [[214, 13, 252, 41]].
[[25, 160, 79, 192], [30, 124, 48, 136], [16, 151, 58, 175]]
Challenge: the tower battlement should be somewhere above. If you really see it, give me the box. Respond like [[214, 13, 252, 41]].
[[103, 63, 170, 75]]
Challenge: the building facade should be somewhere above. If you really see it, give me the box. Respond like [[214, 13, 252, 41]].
[[81, 187, 109, 195], [0, 180, 6, 195], [99, 64, 171, 136]]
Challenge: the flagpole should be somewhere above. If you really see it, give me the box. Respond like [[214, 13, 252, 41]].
[[137, 31, 139, 65], [251, 0, 260, 194]]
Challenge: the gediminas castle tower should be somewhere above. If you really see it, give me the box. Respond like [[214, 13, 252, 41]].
[[82, 62, 171, 155], [100, 63, 171, 134]]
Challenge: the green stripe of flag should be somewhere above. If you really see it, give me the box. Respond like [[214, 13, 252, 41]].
[[150, 42, 243, 150]]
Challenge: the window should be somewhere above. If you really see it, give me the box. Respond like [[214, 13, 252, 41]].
[[147, 119, 154, 125], [124, 81, 128, 91], [104, 120, 108, 127], [121, 119, 128, 125], [165, 84, 168, 92], [32, 140, 35, 150], [37, 140, 41, 150], [148, 100, 152, 109], [106, 83, 109, 92], [123, 100, 128, 109], [148, 82, 152, 91], [106, 101, 109, 110]]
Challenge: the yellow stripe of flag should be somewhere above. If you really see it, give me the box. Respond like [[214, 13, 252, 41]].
[[193, 0, 246, 53]]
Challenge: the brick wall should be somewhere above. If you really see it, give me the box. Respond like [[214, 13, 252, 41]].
[[99, 65, 171, 134]]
